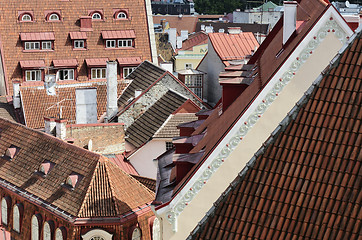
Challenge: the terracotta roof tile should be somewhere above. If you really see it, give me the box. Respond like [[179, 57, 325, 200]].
[[176, 31, 208, 52], [189, 28, 361, 240], [107, 154, 138, 175], [131, 175, 156, 192], [101, 30, 136, 39], [20, 80, 127, 129], [0, 97, 16, 122], [19, 32, 55, 41]]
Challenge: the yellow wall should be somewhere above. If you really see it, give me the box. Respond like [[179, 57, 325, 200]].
[[174, 43, 207, 71]]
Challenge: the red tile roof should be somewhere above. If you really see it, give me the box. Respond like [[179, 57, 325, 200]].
[[101, 30, 136, 39], [19, 60, 46, 69], [108, 154, 139, 175], [117, 57, 142, 65], [52, 59, 78, 68], [85, 58, 108, 67], [190, 29, 362, 240], [19, 32, 55, 41], [69, 31, 88, 40], [176, 31, 208, 53], [153, 15, 199, 35], [208, 32, 259, 66]]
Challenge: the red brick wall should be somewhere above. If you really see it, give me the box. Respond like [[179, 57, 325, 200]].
[[0, 0, 153, 94]]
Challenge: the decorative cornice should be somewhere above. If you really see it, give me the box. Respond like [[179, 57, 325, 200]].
[[164, 18, 348, 232]]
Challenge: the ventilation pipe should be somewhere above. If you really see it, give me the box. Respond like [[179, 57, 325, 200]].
[[283, 1, 297, 45]]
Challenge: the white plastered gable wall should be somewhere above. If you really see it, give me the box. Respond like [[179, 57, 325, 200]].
[[154, 6, 353, 240]]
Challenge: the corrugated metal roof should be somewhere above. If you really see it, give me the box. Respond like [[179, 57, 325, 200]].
[[85, 58, 108, 67], [101, 30, 136, 39], [69, 31, 87, 40], [117, 57, 142, 65], [53, 59, 78, 68], [19, 60, 46, 69], [19, 32, 55, 41]]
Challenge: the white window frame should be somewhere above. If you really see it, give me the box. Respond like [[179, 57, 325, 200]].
[[43, 222, 52, 240], [31, 215, 40, 240], [21, 14, 32, 21], [91, 68, 106, 79], [117, 12, 127, 19], [92, 13, 102, 20], [25, 42, 40, 50], [42, 41, 52, 50], [1, 198, 8, 225], [118, 39, 133, 48], [13, 204, 20, 232], [49, 13, 60, 21], [74, 40, 85, 49], [123, 67, 136, 78], [58, 69, 74, 80], [106, 40, 116, 48], [25, 70, 42, 81]]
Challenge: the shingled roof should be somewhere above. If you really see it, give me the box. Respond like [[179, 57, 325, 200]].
[[189, 28, 361, 240], [153, 113, 198, 139], [126, 90, 188, 148], [0, 97, 16, 122], [0, 118, 154, 219]]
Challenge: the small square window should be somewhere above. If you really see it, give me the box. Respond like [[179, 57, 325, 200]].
[[74, 40, 85, 49], [123, 67, 136, 78], [118, 39, 133, 48], [25, 70, 42, 81], [185, 63, 192, 69], [106, 40, 116, 48], [42, 41, 52, 50], [25, 42, 40, 50], [58, 69, 74, 80], [91, 68, 106, 79]]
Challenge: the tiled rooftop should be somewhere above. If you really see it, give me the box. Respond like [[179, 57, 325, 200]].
[[176, 31, 208, 52], [153, 15, 199, 35], [0, 118, 154, 219], [0, 97, 16, 122], [20, 80, 127, 129], [189, 28, 361, 240], [153, 113, 198, 138]]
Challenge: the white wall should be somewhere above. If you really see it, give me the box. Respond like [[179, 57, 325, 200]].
[[129, 139, 168, 179]]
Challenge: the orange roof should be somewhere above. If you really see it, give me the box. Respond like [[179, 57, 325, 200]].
[[177, 31, 208, 52], [101, 30, 136, 39], [208, 32, 259, 66], [108, 154, 138, 175], [19, 32, 55, 41]]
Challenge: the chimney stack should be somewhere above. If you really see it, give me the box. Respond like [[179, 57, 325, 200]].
[[55, 119, 67, 140], [176, 36, 183, 49], [283, 1, 297, 45], [44, 117, 56, 135], [13, 82, 21, 109], [80, 16, 92, 32], [106, 61, 118, 121]]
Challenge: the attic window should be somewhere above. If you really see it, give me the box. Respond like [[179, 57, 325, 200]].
[[38, 160, 55, 176], [48, 13, 60, 21], [2, 145, 20, 160], [117, 12, 127, 19], [63, 172, 83, 189], [22, 14, 32, 21], [91, 12, 103, 20]]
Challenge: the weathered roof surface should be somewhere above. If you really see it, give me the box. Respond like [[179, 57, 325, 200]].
[[126, 90, 187, 148], [117, 61, 166, 107], [20, 80, 127, 129], [131, 175, 157, 192], [177, 31, 208, 52], [190, 29, 361, 240], [153, 113, 198, 138], [195, 23, 269, 35], [153, 15, 198, 35], [0, 118, 154, 219], [107, 154, 139, 175], [208, 32, 259, 66], [0, 97, 16, 122]]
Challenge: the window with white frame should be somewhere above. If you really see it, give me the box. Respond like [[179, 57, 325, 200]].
[[92, 13, 102, 20], [117, 12, 127, 19], [25, 70, 42, 81], [43, 222, 52, 240], [25, 42, 40, 50], [123, 67, 136, 78], [58, 69, 74, 80], [166, 142, 174, 151], [91, 68, 106, 79], [21, 14, 32, 21], [31, 215, 40, 240], [1, 198, 8, 225], [131, 227, 141, 240], [81, 229, 113, 240], [49, 13, 60, 21], [106, 40, 116, 48], [42, 41, 52, 50], [74, 40, 85, 49], [13, 204, 20, 232], [118, 39, 133, 47]]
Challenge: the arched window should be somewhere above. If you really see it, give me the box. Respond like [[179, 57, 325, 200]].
[[13, 204, 20, 232], [21, 14, 32, 21], [31, 214, 41, 240], [152, 218, 161, 240], [55, 227, 65, 240], [1, 197, 8, 225], [49, 13, 60, 21], [117, 12, 127, 19], [90, 237, 105, 240], [81, 229, 112, 240], [131, 227, 141, 240], [92, 12, 102, 20], [43, 222, 52, 240]]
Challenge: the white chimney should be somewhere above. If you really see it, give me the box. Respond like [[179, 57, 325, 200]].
[[219, 29, 225, 33], [283, 1, 297, 45], [44, 117, 56, 135], [106, 61, 118, 121], [13, 82, 21, 109], [135, 89, 142, 98], [176, 36, 183, 49], [55, 118, 67, 140], [168, 28, 177, 49], [160, 62, 174, 73], [181, 30, 188, 41], [228, 27, 241, 34], [75, 88, 97, 124]]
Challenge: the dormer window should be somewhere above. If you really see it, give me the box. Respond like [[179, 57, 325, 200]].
[[38, 160, 55, 176], [22, 14, 32, 21], [91, 11, 103, 20], [101, 30, 136, 49], [49, 13, 60, 21], [64, 172, 83, 189], [2, 145, 20, 160], [19, 11, 34, 22], [70, 32, 87, 50], [117, 12, 127, 19], [114, 9, 129, 20]]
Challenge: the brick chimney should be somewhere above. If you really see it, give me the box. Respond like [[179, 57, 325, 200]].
[[80, 16, 92, 32]]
